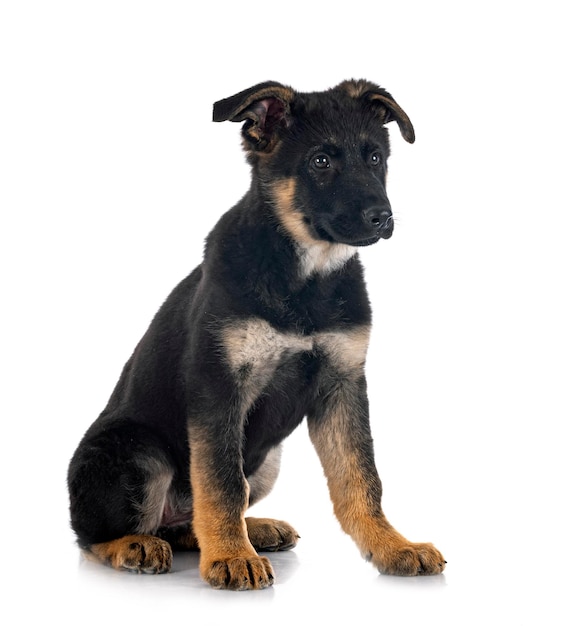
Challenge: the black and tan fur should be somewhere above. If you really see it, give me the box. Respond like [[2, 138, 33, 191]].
[[68, 79, 445, 590]]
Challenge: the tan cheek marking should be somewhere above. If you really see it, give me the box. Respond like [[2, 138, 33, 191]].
[[270, 177, 317, 246], [270, 178, 357, 277]]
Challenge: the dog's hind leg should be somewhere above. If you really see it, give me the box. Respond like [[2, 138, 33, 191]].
[[68, 424, 177, 573], [156, 517, 299, 554], [245, 517, 300, 551], [245, 446, 300, 552]]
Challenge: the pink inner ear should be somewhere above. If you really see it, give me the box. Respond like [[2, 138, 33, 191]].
[[252, 98, 288, 130]]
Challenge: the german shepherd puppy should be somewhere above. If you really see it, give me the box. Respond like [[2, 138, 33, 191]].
[[68, 79, 445, 590]]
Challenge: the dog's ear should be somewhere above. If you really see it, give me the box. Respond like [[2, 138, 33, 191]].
[[338, 80, 415, 144], [213, 81, 295, 153], [368, 90, 415, 144]]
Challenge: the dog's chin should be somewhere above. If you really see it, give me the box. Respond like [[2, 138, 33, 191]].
[[316, 225, 393, 247], [351, 234, 386, 247]]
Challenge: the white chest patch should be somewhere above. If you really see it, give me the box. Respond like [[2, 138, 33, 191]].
[[297, 241, 357, 279]]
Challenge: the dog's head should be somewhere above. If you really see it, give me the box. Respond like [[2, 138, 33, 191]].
[[213, 80, 414, 251]]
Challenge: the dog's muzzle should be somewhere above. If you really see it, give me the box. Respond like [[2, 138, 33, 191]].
[[362, 205, 394, 241], [313, 202, 394, 247]]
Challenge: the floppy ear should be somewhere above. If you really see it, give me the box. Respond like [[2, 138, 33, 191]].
[[213, 81, 295, 152], [367, 90, 415, 144], [338, 79, 415, 144]]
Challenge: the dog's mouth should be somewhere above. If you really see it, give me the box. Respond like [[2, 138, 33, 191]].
[[353, 235, 385, 246], [354, 226, 394, 246], [315, 221, 394, 247]]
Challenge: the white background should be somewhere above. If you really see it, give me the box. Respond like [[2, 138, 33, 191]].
[[1, 1, 577, 624]]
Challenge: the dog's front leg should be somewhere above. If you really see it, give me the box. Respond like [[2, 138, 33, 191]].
[[188, 421, 275, 590], [309, 331, 445, 576]]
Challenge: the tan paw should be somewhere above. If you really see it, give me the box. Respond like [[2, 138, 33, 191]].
[[90, 535, 173, 574], [370, 541, 446, 576], [245, 517, 300, 551], [203, 555, 275, 590]]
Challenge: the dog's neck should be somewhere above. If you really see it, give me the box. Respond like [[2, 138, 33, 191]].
[[266, 177, 357, 279], [295, 240, 357, 279]]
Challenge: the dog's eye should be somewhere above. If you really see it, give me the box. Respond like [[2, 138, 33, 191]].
[[312, 154, 331, 169], [369, 151, 382, 166]]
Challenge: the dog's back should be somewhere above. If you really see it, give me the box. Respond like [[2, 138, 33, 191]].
[[68, 80, 445, 590]]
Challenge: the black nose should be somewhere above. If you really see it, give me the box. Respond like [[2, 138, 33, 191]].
[[362, 206, 393, 231]]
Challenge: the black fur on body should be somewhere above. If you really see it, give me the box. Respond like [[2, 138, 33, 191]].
[[68, 79, 445, 590]]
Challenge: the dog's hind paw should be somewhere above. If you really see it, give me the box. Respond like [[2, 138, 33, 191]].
[[245, 517, 300, 551], [88, 535, 173, 574]]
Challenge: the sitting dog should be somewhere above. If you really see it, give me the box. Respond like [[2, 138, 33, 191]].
[[68, 79, 446, 590]]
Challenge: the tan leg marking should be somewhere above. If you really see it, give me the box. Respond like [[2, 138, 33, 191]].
[[310, 326, 445, 576], [189, 435, 274, 590], [310, 393, 445, 575]]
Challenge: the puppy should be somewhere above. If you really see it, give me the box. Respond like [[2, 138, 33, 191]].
[[68, 79, 445, 590]]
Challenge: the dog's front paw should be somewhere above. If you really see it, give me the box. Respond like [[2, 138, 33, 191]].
[[370, 541, 446, 576], [202, 555, 275, 590]]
